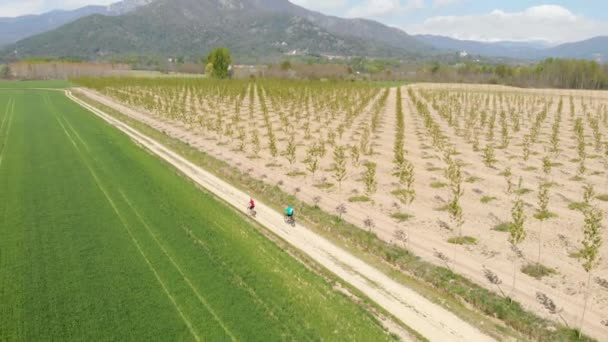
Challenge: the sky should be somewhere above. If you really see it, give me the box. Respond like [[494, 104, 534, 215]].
[[1, 0, 607, 43]]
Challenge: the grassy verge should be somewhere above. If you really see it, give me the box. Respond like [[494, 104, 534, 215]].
[[522, 264, 557, 280], [348, 195, 372, 203], [74, 91, 594, 342], [390, 212, 414, 222], [447, 236, 478, 245], [494, 222, 512, 232], [430, 181, 447, 188], [595, 194, 608, 202], [481, 196, 498, 204]]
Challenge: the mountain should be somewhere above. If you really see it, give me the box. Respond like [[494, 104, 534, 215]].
[[106, 0, 155, 14], [2, 0, 431, 61], [252, 0, 429, 54], [545, 36, 608, 62], [414, 35, 549, 60], [0, 0, 152, 47], [415, 34, 608, 62]]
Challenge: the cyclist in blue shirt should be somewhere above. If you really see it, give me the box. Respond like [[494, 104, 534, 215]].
[[285, 205, 294, 218]]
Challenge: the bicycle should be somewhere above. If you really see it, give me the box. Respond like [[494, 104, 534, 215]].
[[284, 215, 295, 227], [247, 207, 257, 218]]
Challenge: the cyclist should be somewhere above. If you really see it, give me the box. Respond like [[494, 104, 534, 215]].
[[247, 198, 256, 216], [285, 205, 294, 222]]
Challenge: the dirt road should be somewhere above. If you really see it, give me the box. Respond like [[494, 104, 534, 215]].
[[67, 90, 495, 341]]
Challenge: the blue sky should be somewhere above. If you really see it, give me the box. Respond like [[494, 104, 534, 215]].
[[292, 0, 608, 42], [1, 0, 607, 43]]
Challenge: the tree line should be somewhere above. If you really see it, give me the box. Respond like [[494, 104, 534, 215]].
[[414, 58, 608, 90], [2, 48, 607, 91]]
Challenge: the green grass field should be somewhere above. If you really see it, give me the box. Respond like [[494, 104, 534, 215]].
[[0, 83, 393, 341]]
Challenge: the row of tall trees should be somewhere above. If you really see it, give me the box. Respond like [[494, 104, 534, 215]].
[[7, 61, 130, 79]]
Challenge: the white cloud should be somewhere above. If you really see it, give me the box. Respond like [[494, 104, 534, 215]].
[[0, 0, 45, 17], [432, 0, 459, 8], [346, 0, 424, 19], [405, 0, 425, 11], [0, 0, 115, 17], [407, 4, 608, 43]]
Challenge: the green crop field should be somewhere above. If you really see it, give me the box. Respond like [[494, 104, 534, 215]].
[[0, 83, 393, 341], [0, 80, 71, 89]]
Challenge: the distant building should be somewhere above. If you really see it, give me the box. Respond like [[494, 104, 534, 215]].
[[591, 53, 604, 63]]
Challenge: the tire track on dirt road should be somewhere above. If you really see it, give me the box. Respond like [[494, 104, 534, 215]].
[[67, 89, 495, 342]]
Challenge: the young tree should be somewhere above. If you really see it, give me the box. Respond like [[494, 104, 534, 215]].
[[284, 136, 297, 167], [268, 133, 278, 159], [251, 130, 261, 157], [578, 206, 603, 336], [236, 127, 247, 152], [535, 182, 551, 266], [447, 196, 464, 237], [542, 155, 552, 181], [575, 118, 587, 176], [522, 135, 531, 161], [483, 144, 497, 168], [503, 167, 514, 195], [393, 159, 415, 206], [509, 197, 527, 296], [332, 146, 348, 193], [304, 145, 319, 180], [360, 126, 371, 155], [445, 158, 465, 237], [206, 47, 232, 79], [403, 161, 415, 201], [363, 161, 378, 196], [583, 183, 596, 207], [350, 145, 360, 167]]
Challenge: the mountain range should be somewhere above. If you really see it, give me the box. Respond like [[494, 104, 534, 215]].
[[0, 0, 152, 47], [0, 0, 606, 63], [1, 0, 430, 62], [415, 35, 608, 62]]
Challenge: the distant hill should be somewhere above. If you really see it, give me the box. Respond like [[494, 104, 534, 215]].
[[414, 35, 547, 60], [415, 34, 608, 62], [2, 0, 432, 62], [3, 0, 605, 64], [0, 0, 152, 47], [545, 36, 608, 62]]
